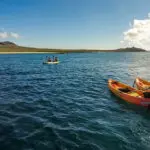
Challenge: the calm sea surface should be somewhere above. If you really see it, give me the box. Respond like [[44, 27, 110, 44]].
[[0, 52, 150, 150]]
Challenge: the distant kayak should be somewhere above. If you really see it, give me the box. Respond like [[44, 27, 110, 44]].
[[108, 79, 150, 107], [43, 61, 59, 64], [135, 77, 150, 91]]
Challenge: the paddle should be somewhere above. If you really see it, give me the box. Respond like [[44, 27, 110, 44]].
[[132, 79, 136, 87]]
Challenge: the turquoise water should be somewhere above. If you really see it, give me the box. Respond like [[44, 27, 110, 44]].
[[0, 52, 150, 150]]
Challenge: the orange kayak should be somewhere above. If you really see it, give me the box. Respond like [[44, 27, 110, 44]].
[[108, 79, 150, 107], [135, 77, 150, 91]]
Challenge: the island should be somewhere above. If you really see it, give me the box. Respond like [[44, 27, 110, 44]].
[[0, 41, 147, 54]]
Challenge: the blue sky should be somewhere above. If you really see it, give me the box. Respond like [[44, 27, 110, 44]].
[[0, 0, 150, 49]]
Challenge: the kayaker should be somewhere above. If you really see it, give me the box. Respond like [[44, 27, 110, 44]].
[[47, 57, 51, 62], [54, 57, 58, 62]]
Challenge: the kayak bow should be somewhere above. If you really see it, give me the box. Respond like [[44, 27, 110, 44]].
[[135, 77, 150, 91]]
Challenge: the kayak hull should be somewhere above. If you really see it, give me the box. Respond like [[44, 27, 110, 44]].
[[135, 77, 150, 91], [43, 61, 59, 64], [108, 79, 150, 107]]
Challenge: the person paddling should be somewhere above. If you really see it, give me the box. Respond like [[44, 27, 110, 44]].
[[54, 57, 58, 62], [47, 57, 51, 62]]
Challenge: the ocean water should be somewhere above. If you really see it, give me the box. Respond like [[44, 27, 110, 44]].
[[0, 52, 150, 150]]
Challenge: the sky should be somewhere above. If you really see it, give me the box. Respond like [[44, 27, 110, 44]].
[[0, 0, 150, 50]]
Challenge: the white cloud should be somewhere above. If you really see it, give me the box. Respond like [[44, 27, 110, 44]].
[[0, 31, 20, 39], [121, 13, 150, 50], [0, 32, 8, 38], [120, 40, 124, 44], [10, 32, 20, 39]]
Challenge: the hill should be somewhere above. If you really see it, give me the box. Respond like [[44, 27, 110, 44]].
[[0, 41, 147, 54], [0, 41, 17, 47], [115, 47, 146, 52]]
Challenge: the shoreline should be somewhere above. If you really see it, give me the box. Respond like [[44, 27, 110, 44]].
[[0, 52, 60, 54]]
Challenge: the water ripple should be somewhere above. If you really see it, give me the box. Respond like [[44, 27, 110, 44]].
[[0, 53, 150, 150]]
